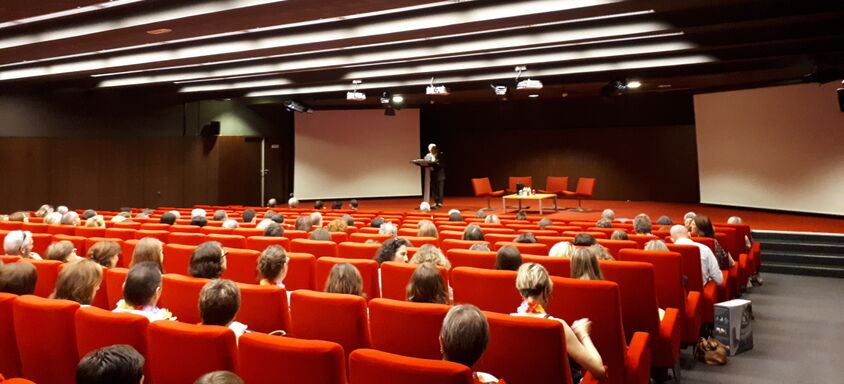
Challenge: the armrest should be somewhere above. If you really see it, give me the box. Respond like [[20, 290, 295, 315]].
[[702, 282, 718, 322], [683, 291, 702, 343], [582, 366, 610, 384], [717, 270, 731, 302], [660, 307, 682, 352], [651, 307, 682, 368], [625, 332, 651, 384], [739, 253, 749, 287]]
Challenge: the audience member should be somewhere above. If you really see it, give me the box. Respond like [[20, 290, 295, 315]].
[[644, 239, 670, 252], [213, 210, 228, 221], [35, 204, 54, 217], [595, 218, 612, 228], [310, 211, 323, 227], [267, 198, 278, 208], [406, 262, 449, 304], [496, 245, 522, 271], [513, 233, 537, 244], [601, 209, 616, 221], [222, 219, 239, 229], [0, 262, 37, 295], [57, 205, 69, 214], [85, 215, 106, 228], [160, 212, 177, 225], [76, 345, 145, 384], [256, 218, 274, 231], [45, 240, 80, 262], [44, 211, 62, 225], [410, 244, 451, 269], [199, 279, 248, 337], [331, 200, 342, 210], [189, 241, 227, 279], [538, 218, 553, 230], [589, 244, 614, 261], [242, 209, 257, 224], [683, 211, 696, 226], [191, 215, 209, 227], [370, 217, 385, 228], [670, 225, 722, 284], [448, 209, 463, 222], [440, 305, 503, 383], [9, 211, 29, 222], [417, 220, 438, 238], [514, 210, 527, 221], [342, 214, 355, 227], [131, 237, 165, 272], [62, 211, 82, 226], [419, 201, 432, 213], [462, 224, 485, 241], [270, 213, 284, 224], [111, 214, 129, 224], [633, 214, 653, 235], [263, 222, 284, 237], [113, 262, 172, 321], [324, 263, 365, 298], [571, 248, 604, 280], [288, 197, 300, 208], [326, 219, 348, 233], [379, 222, 397, 237], [469, 243, 491, 252], [294, 216, 312, 231], [374, 238, 412, 265], [194, 371, 244, 384], [573, 233, 597, 246], [314, 200, 324, 210], [690, 215, 735, 269], [3, 230, 41, 259], [349, 199, 359, 210], [87, 241, 121, 268], [656, 216, 674, 226], [474, 209, 486, 219], [549, 241, 575, 258], [257, 245, 288, 288], [52, 259, 103, 305], [484, 214, 500, 224], [309, 228, 332, 241], [82, 209, 98, 220], [610, 230, 628, 240]]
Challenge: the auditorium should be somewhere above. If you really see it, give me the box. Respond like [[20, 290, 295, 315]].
[[1, 1, 842, 383]]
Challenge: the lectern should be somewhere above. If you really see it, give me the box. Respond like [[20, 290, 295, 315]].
[[411, 159, 435, 203]]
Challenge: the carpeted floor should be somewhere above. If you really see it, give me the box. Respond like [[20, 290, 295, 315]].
[[681, 273, 844, 384], [343, 197, 844, 233]]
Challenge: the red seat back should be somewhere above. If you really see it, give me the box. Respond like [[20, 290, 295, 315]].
[[349, 233, 392, 243], [368, 298, 450, 359], [22, 259, 61, 297], [160, 274, 210, 324], [21, 222, 48, 233], [574, 177, 596, 196], [74, 226, 106, 238], [113, 222, 142, 230], [170, 224, 201, 233], [535, 236, 575, 250], [147, 321, 236, 384], [290, 290, 371, 358], [140, 223, 171, 231], [0, 293, 22, 378], [597, 239, 639, 257], [291, 239, 338, 258], [134, 230, 169, 243], [446, 249, 496, 269], [521, 255, 570, 277], [398, 236, 439, 247], [168, 232, 207, 246], [627, 234, 659, 249], [206, 234, 247, 249], [379, 261, 448, 301], [105, 267, 129, 309], [665, 243, 704, 292], [600, 261, 661, 344], [120, 239, 140, 267], [246, 236, 291, 252], [74, 306, 149, 357], [238, 332, 346, 384], [349, 348, 472, 384], [221, 248, 261, 284], [105, 227, 136, 241], [232, 228, 265, 238], [450, 267, 520, 314], [493, 241, 548, 255], [484, 233, 518, 244], [13, 295, 80, 384], [617, 250, 686, 312], [337, 242, 382, 260], [47, 225, 76, 236], [440, 239, 488, 253], [543, 176, 569, 193], [236, 283, 289, 333], [201, 226, 233, 235], [52, 234, 87, 255], [314, 257, 379, 299], [162, 243, 197, 276], [285, 253, 316, 291]]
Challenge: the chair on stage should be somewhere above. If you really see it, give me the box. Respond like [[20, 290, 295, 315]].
[[538, 176, 569, 210], [561, 177, 596, 212], [471, 177, 505, 211]]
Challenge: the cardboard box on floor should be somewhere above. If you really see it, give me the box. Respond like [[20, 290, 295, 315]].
[[713, 299, 754, 356]]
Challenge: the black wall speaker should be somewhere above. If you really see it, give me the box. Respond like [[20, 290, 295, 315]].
[[838, 87, 843, 112], [201, 121, 221, 136]]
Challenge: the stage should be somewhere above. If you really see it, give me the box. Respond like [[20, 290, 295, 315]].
[[340, 196, 844, 233]]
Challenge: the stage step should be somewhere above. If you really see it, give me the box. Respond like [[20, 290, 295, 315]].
[[754, 230, 844, 278]]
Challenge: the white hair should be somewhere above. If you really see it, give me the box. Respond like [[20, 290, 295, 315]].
[[309, 212, 323, 227], [191, 208, 207, 218], [3, 230, 32, 256], [56, 205, 69, 214], [601, 209, 616, 220], [288, 197, 299, 208], [256, 219, 274, 230], [727, 216, 743, 224], [447, 209, 460, 216], [60, 211, 80, 226], [428, 143, 437, 151], [379, 222, 397, 236], [222, 219, 239, 229], [419, 201, 431, 213], [683, 212, 696, 221], [111, 215, 127, 223], [549, 241, 575, 258], [169, 210, 181, 220], [44, 212, 62, 225]]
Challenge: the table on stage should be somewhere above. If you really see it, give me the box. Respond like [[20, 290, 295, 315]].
[[501, 193, 558, 214]]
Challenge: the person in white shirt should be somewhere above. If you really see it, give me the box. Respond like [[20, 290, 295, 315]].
[[670, 225, 723, 285]]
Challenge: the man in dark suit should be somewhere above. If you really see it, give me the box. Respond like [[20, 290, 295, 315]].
[[424, 143, 446, 209]]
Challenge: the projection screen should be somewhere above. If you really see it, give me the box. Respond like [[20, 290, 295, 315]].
[[293, 109, 421, 200], [694, 82, 844, 216]]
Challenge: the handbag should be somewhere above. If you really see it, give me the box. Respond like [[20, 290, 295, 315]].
[[695, 337, 728, 365]]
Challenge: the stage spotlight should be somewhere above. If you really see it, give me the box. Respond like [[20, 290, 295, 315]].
[[426, 77, 450, 95], [283, 99, 313, 113], [381, 91, 401, 116], [392, 95, 404, 103], [626, 80, 642, 89]]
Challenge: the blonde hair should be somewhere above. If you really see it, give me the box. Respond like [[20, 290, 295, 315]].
[[589, 244, 614, 261], [571, 248, 604, 281], [131, 237, 164, 272], [45, 240, 76, 262], [326, 219, 348, 233], [52, 259, 103, 305], [87, 241, 121, 268], [484, 215, 500, 224], [515, 262, 552, 301], [417, 220, 438, 238], [644, 240, 669, 252], [548, 241, 575, 258], [324, 263, 365, 298], [85, 215, 106, 228], [410, 244, 451, 269]]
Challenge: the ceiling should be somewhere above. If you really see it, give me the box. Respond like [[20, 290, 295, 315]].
[[1, 0, 842, 106]]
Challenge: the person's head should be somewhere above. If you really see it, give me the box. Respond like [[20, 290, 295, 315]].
[[571, 248, 604, 281], [406, 262, 448, 304], [76, 345, 144, 384], [199, 279, 240, 327], [53, 259, 103, 305], [601, 209, 616, 220], [194, 371, 244, 384], [548, 241, 575, 258], [82, 209, 97, 220], [3, 230, 33, 257], [257, 245, 288, 284], [309, 228, 331, 241], [159, 212, 176, 225], [35, 204, 54, 217], [469, 243, 491, 252], [595, 218, 612, 228], [191, 216, 209, 227], [242, 209, 256, 224], [417, 220, 438, 238], [428, 143, 439, 155], [314, 200, 324, 210], [324, 263, 364, 297], [484, 214, 500, 224], [0, 262, 37, 295], [727, 216, 743, 224], [448, 210, 463, 222], [256, 219, 274, 231], [349, 199, 359, 209], [462, 224, 485, 241], [440, 304, 488, 369], [263, 222, 284, 237], [410, 244, 451, 269], [644, 239, 670, 252], [123, 262, 162, 308], [538, 218, 553, 230], [691, 215, 716, 238], [514, 233, 537, 244], [514, 210, 527, 221], [57, 205, 69, 214], [374, 238, 412, 264], [331, 200, 342, 210], [516, 262, 552, 304], [419, 201, 431, 213], [294, 216, 312, 231], [309, 212, 323, 227], [633, 214, 652, 234], [288, 197, 299, 208], [9, 211, 29, 223], [589, 244, 614, 261], [131, 237, 164, 272], [44, 211, 63, 225], [270, 213, 284, 224], [189, 241, 227, 279], [267, 198, 277, 208], [62, 211, 81, 226], [111, 215, 128, 224], [222, 219, 239, 229], [378, 222, 397, 237], [213, 210, 228, 221], [326, 219, 348, 233], [573, 233, 597, 246], [474, 209, 486, 219], [45, 240, 78, 262], [683, 211, 697, 226], [610, 230, 628, 240], [656, 216, 673, 226], [496, 246, 522, 271], [342, 214, 355, 227], [669, 224, 691, 242], [85, 215, 106, 228], [370, 216, 385, 228], [87, 241, 121, 268]]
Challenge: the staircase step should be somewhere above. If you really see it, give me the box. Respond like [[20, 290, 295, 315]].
[[759, 262, 844, 278], [762, 251, 844, 266], [753, 230, 844, 244], [760, 240, 844, 254]]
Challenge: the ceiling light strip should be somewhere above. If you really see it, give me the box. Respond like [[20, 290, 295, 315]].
[[0, 0, 145, 30]]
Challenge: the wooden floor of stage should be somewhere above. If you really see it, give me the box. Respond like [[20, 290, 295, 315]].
[[337, 196, 844, 233]]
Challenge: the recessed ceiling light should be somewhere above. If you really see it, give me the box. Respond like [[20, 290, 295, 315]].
[[658, 84, 672, 88], [146, 28, 172, 35], [391, 95, 404, 103], [528, 94, 539, 98], [626, 80, 642, 88]]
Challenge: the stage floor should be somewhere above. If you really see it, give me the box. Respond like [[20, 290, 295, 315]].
[[345, 196, 843, 233]]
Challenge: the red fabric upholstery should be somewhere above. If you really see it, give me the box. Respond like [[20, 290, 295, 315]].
[[349, 233, 392, 243], [562, 231, 609, 240], [440, 239, 489, 253], [284, 230, 310, 240], [105, 267, 129, 309], [159, 274, 210, 324], [0, 255, 20, 264], [398, 236, 439, 247], [368, 298, 450, 359], [538, 176, 569, 196], [471, 177, 505, 198], [83, 237, 125, 263], [74, 226, 106, 238], [120, 239, 140, 268], [337, 242, 382, 260], [146, 321, 236, 384], [289, 290, 371, 358], [600, 261, 681, 369], [314, 257, 379, 299], [291, 239, 338, 258], [0, 293, 22, 378], [200, 226, 233, 235], [536, 236, 575, 249], [13, 295, 80, 384], [105, 227, 136, 241], [349, 349, 472, 384], [506, 176, 533, 194], [0, 222, 22, 231], [236, 283, 289, 333], [134, 230, 169, 243], [74, 306, 149, 358], [113, 222, 142, 230], [626, 234, 658, 249], [493, 241, 548, 255], [482, 227, 517, 235], [140, 223, 171, 231], [206, 234, 247, 249], [446, 249, 496, 269], [450, 267, 520, 314], [484, 233, 518, 244], [517, 229, 559, 237], [47, 225, 76, 236], [596, 240, 639, 258], [232, 228, 264, 238], [238, 332, 346, 384], [561, 177, 596, 199], [379, 261, 448, 301], [283, 252, 315, 291], [168, 232, 207, 246], [245, 236, 290, 252], [51, 234, 87, 255], [521, 254, 570, 277], [221, 248, 261, 284], [162, 244, 197, 276], [21, 222, 48, 233], [548, 278, 651, 384], [328, 232, 350, 243], [170, 224, 201, 233], [438, 230, 464, 241], [22, 259, 61, 297], [29, 233, 53, 255], [477, 311, 572, 384]]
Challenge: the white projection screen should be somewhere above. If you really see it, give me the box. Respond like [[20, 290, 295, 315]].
[[293, 109, 421, 200], [694, 82, 844, 216]]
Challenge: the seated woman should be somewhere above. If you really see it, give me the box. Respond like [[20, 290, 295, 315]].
[[114, 262, 173, 321], [257, 245, 288, 288], [513, 233, 537, 244], [410, 244, 451, 269], [571, 248, 604, 280], [549, 241, 575, 258], [374, 238, 412, 265], [610, 230, 628, 241], [495, 246, 522, 271], [0, 262, 38, 295], [406, 262, 449, 305], [88, 241, 121, 268], [130, 237, 165, 272], [690, 215, 735, 270], [3, 230, 41, 260], [294, 216, 312, 231], [309, 228, 332, 241], [417, 220, 438, 238], [45, 240, 81, 263], [85, 215, 106, 228], [199, 279, 248, 338], [326, 219, 348, 233], [588, 244, 614, 261], [440, 304, 505, 383], [512, 263, 606, 382], [644, 239, 670, 252], [51, 259, 103, 306], [189, 241, 227, 279], [462, 224, 485, 241], [324, 263, 365, 298]]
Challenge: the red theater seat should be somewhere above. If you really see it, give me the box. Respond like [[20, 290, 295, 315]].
[[47, 224, 76, 236], [74, 306, 149, 358], [120, 239, 140, 267], [398, 236, 439, 247], [665, 243, 717, 323], [440, 239, 488, 253], [236, 283, 289, 334], [21, 222, 48, 233], [450, 267, 520, 314], [368, 298, 450, 359], [51, 234, 87, 255], [337, 242, 382, 260], [168, 232, 206, 246], [105, 267, 129, 309], [561, 177, 596, 212], [349, 349, 472, 384], [232, 228, 264, 237], [238, 333, 346, 384], [596, 239, 639, 258], [160, 274, 209, 324], [134, 229, 169, 243], [0, 293, 22, 378], [314, 257, 379, 299], [105, 227, 136, 241], [506, 176, 533, 194], [74, 226, 106, 238], [13, 295, 80, 384], [536, 236, 576, 250], [140, 223, 171, 231], [206, 234, 247, 249], [147, 321, 237, 384], [22, 259, 61, 297], [521, 254, 570, 277], [446, 249, 496, 270], [201, 226, 233, 235], [627, 234, 659, 249], [349, 233, 393, 243], [222, 248, 261, 283], [246, 236, 290, 252], [290, 290, 371, 358], [493, 241, 548, 255], [170, 224, 201, 233], [291, 239, 338, 258], [163, 244, 198, 276], [379, 261, 448, 301], [285, 253, 316, 291]]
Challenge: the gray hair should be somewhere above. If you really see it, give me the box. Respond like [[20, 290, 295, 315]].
[[484, 215, 500, 224], [379, 222, 397, 237], [683, 212, 697, 221], [633, 214, 652, 234], [56, 205, 69, 214], [256, 219, 274, 230], [309, 212, 323, 227], [35, 204, 54, 217], [191, 208, 207, 218], [428, 143, 437, 151], [288, 197, 299, 208], [595, 218, 612, 228], [419, 202, 431, 213], [727, 216, 743, 224], [44, 212, 63, 225], [61, 211, 80, 225], [601, 209, 616, 220], [213, 210, 228, 221], [3, 230, 33, 256], [222, 219, 239, 229], [644, 239, 669, 252]]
